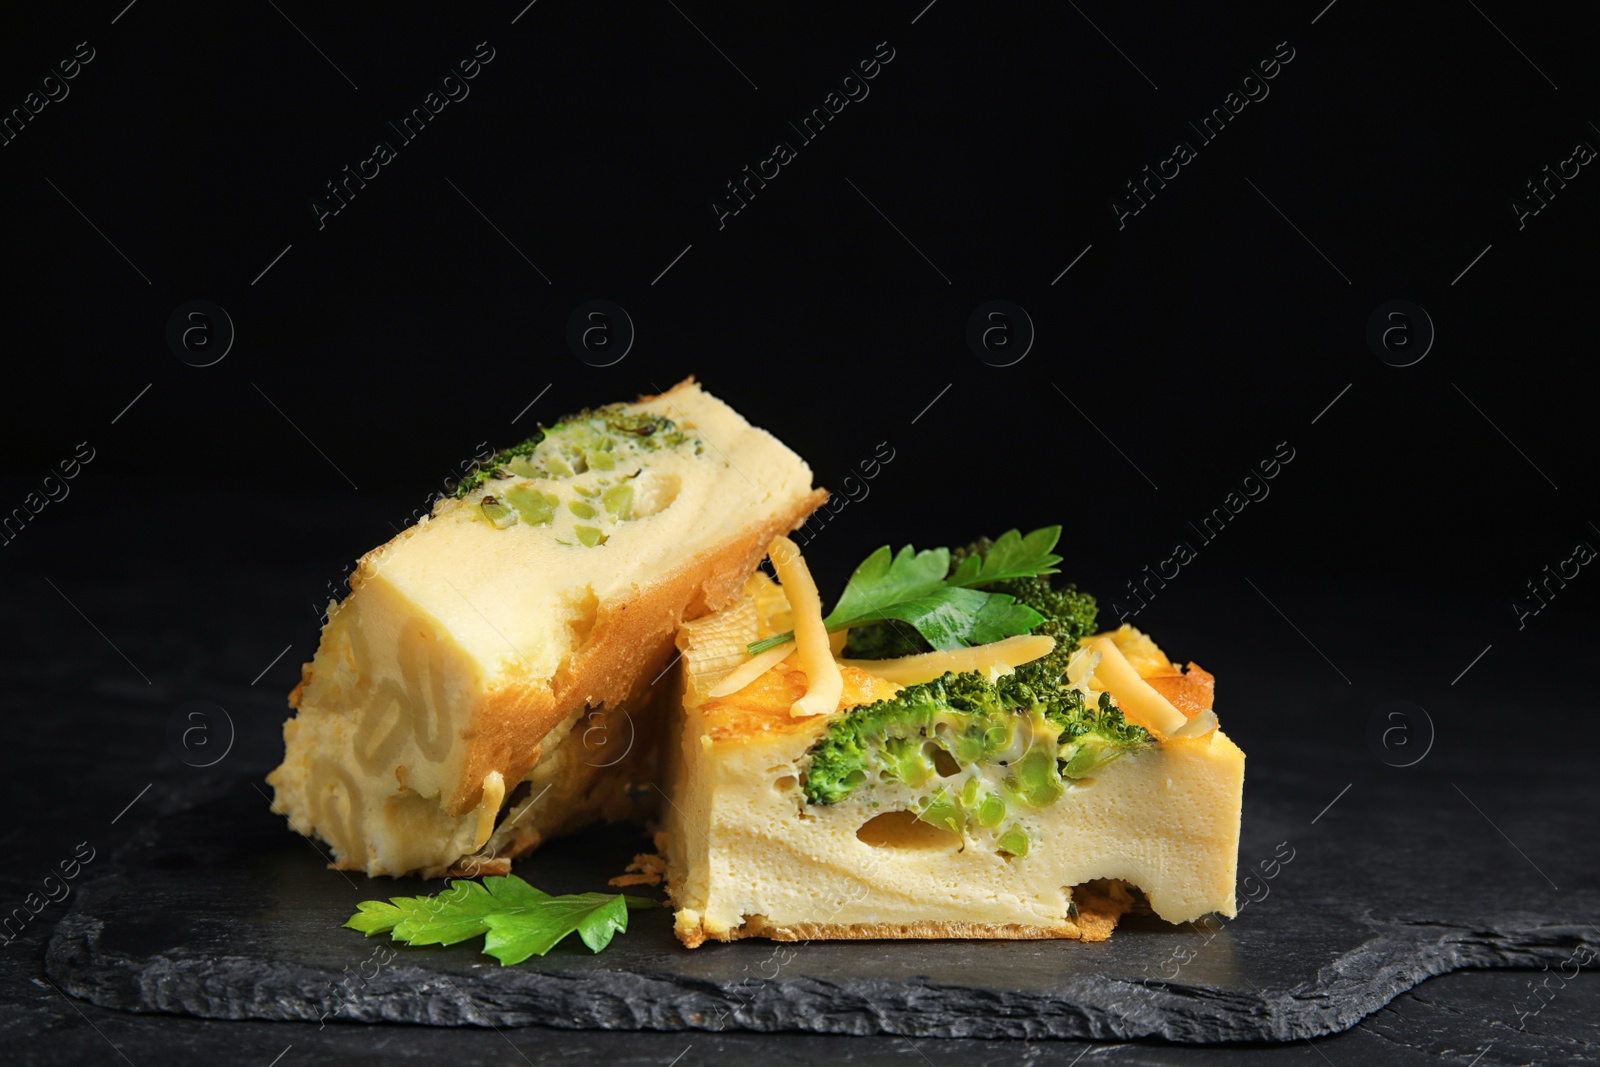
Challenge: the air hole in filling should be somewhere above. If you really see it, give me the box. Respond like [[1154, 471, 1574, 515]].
[[926, 742, 960, 777], [773, 775, 797, 792], [856, 810, 962, 850], [631, 472, 681, 518]]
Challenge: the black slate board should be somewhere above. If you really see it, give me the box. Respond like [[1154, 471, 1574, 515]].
[[45, 750, 1599, 1043]]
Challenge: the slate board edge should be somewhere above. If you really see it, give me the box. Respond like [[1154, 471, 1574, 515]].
[[44, 871, 1598, 1043]]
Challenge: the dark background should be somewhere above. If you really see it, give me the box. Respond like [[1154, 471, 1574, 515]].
[[4, 0, 1598, 643], [1, 1, 1595, 1063]]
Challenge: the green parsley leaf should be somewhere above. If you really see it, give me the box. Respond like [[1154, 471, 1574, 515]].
[[747, 527, 1061, 655], [947, 526, 1062, 587], [827, 585, 1043, 652], [344, 899, 405, 937], [343, 875, 652, 964], [483, 892, 630, 965], [823, 544, 951, 629]]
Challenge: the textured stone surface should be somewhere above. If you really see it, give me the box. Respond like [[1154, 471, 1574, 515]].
[[9, 967, 1593, 1067], [45, 745, 1599, 1042]]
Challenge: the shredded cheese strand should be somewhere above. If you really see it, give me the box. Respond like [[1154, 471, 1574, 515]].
[[677, 596, 762, 708], [841, 634, 1056, 686], [1086, 636, 1188, 737], [472, 770, 505, 851], [768, 536, 844, 717], [707, 643, 795, 698], [1172, 708, 1219, 739]]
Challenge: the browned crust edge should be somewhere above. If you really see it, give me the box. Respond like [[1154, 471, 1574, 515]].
[[1146, 661, 1215, 718], [674, 880, 1137, 948]]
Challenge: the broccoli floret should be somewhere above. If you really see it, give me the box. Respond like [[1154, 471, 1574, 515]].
[[1051, 690, 1151, 777], [991, 575, 1098, 688], [805, 671, 1027, 804], [802, 670, 1150, 827], [950, 534, 1098, 685], [455, 430, 547, 498], [453, 404, 689, 499]]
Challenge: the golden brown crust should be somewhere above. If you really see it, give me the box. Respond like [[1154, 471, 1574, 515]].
[[675, 883, 1135, 948], [1070, 878, 1140, 941], [443, 856, 511, 878], [700, 666, 899, 742], [609, 851, 669, 888], [1146, 662, 1215, 719], [287, 661, 312, 711], [608, 872, 661, 887]]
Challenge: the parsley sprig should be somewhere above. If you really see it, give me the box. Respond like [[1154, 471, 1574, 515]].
[[747, 526, 1063, 655], [344, 874, 654, 965]]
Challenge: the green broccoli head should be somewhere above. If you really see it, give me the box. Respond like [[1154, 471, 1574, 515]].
[[454, 404, 690, 499], [990, 575, 1098, 688], [1052, 690, 1150, 777], [802, 670, 1151, 851], [455, 429, 547, 499]]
